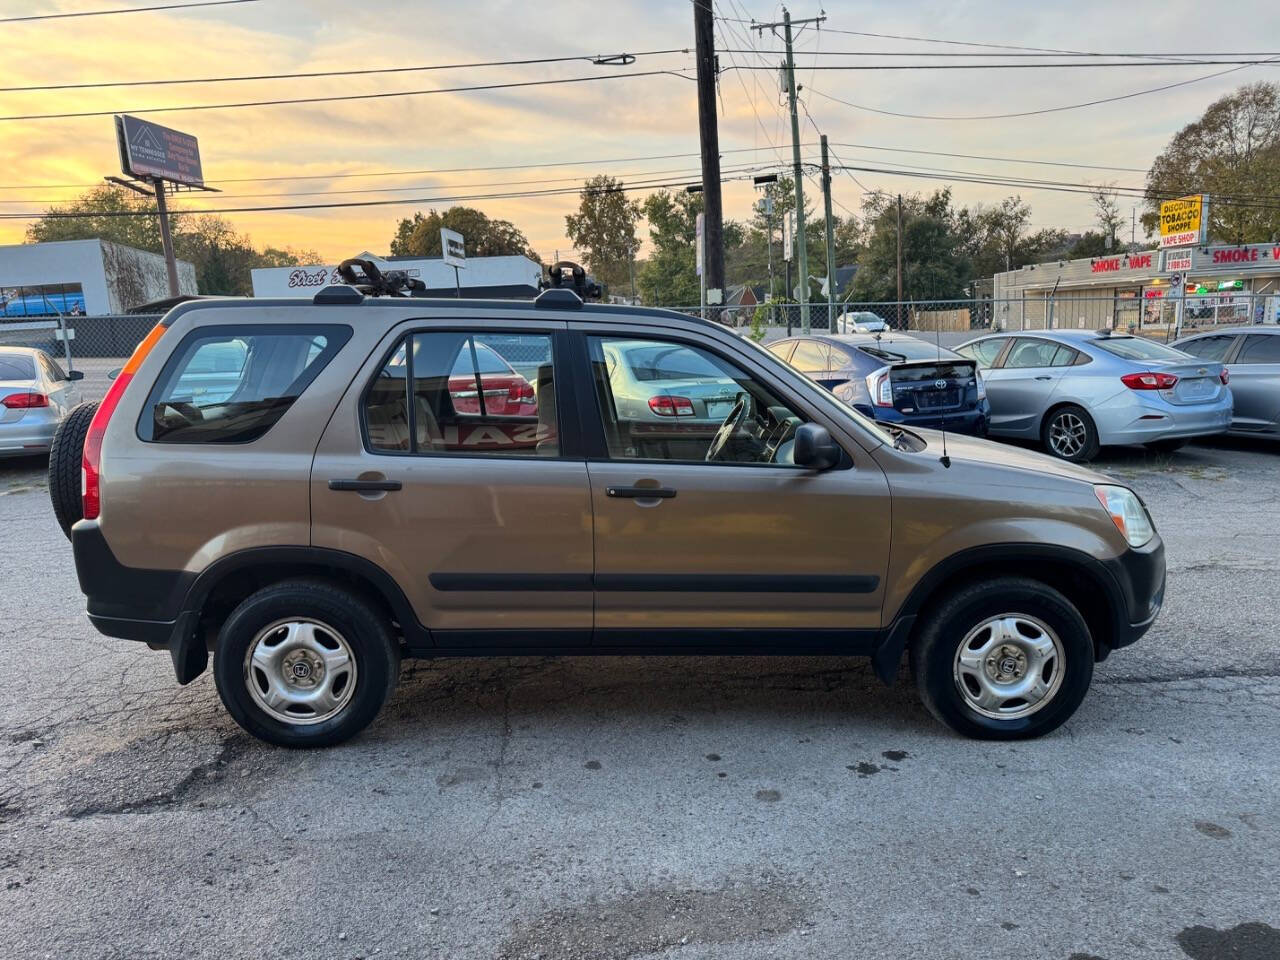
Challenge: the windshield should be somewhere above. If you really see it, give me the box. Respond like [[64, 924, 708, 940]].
[[1093, 336, 1192, 362]]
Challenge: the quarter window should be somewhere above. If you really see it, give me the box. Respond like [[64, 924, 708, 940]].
[[588, 336, 809, 466], [141, 324, 351, 443], [365, 331, 557, 458], [957, 337, 1006, 369], [788, 339, 831, 373], [1005, 338, 1063, 369]]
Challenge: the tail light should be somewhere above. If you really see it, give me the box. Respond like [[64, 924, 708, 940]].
[[648, 395, 695, 417], [82, 322, 166, 522], [508, 380, 536, 403], [1219, 369, 1230, 385], [864, 368, 894, 407], [1121, 371, 1179, 390], [2, 392, 48, 408]]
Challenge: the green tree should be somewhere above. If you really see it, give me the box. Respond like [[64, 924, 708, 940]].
[[1142, 82, 1280, 243], [636, 189, 744, 306], [564, 175, 641, 294], [25, 185, 180, 252], [851, 189, 972, 303], [388, 206, 539, 261], [956, 195, 1067, 277]]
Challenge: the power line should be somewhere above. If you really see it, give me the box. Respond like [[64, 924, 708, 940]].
[[722, 58, 1280, 70], [0, 0, 258, 23], [0, 166, 788, 220], [733, 49, 1280, 58], [808, 57, 1278, 120], [0, 69, 693, 122], [0, 48, 691, 93]]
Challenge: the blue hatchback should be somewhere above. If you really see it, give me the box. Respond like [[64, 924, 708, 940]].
[[768, 333, 990, 436]]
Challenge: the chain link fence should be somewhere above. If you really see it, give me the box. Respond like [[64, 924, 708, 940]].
[[0, 314, 163, 403]]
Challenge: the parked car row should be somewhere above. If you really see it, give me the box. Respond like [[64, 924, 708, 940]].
[[770, 327, 1277, 462]]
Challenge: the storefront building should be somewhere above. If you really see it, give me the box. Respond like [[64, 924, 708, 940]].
[[991, 242, 1280, 331]]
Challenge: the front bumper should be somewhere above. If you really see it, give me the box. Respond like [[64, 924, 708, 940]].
[[1100, 533, 1166, 649]]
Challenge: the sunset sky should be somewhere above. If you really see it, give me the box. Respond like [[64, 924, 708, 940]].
[[2, 0, 1276, 264]]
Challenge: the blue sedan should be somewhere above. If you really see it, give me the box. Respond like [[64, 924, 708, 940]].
[[767, 333, 990, 436]]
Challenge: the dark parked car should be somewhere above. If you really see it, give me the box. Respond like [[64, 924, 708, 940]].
[[768, 333, 989, 436]]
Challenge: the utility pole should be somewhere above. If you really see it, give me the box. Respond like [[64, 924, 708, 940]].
[[756, 7, 824, 334], [820, 135, 836, 331], [896, 194, 904, 327], [692, 0, 724, 318]]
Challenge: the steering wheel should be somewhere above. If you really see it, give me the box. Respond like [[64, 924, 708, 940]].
[[705, 392, 754, 462]]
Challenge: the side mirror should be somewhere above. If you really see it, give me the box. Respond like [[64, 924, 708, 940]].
[[107, 367, 122, 381], [67, 370, 85, 381], [793, 422, 840, 470]]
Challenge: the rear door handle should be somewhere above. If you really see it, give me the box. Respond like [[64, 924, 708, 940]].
[[1035, 375, 1053, 380], [607, 485, 677, 499], [328, 479, 402, 492]]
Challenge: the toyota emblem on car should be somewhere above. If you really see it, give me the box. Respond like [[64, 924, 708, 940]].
[[934, 378, 947, 390]]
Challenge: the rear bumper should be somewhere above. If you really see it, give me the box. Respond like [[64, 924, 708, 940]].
[[72, 520, 192, 631], [868, 404, 989, 437], [0, 411, 58, 455], [1100, 392, 1233, 445]]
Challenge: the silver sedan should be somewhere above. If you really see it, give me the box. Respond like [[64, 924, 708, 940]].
[[0, 347, 83, 458], [954, 330, 1232, 462], [1173, 326, 1280, 440]]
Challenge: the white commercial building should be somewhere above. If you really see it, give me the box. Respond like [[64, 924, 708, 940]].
[[992, 242, 1280, 331], [0, 239, 197, 316], [251, 252, 543, 299]]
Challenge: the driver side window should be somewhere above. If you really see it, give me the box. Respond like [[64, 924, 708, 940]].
[[587, 335, 805, 465]]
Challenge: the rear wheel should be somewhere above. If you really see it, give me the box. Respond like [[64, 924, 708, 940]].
[[910, 577, 1094, 740], [1042, 404, 1100, 462], [1145, 438, 1189, 454], [213, 580, 400, 748], [48, 401, 98, 539]]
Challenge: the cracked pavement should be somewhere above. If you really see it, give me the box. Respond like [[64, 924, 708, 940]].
[[1, 438, 1277, 960]]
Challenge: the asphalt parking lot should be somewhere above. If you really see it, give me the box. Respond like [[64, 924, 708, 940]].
[[1, 438, 1277, 960]]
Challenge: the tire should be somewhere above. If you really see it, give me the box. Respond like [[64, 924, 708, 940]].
[[213, 580, 400, 748], [1145, 438, 1189, 454], [909, 576, 1094, 740], [1041, 404, 1100, 463], [47, 401, 98, 539]]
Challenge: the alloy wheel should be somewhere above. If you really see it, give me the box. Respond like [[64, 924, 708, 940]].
[[1048, 411, 1087, 458]]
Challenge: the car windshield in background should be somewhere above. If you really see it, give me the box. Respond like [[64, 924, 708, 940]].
[[0, 353, 37, 380], [622, 344, 729, 381], [860, 339, 958, 362], [1093, 336, 1191, 362]]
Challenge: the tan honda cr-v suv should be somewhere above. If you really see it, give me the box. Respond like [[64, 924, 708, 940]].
[[54, 284, 1165, 747]]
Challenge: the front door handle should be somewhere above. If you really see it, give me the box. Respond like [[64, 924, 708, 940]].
[[1035, 375, 1053, 381], [606, 485, 677, 499], [329, 479, 402, 492]]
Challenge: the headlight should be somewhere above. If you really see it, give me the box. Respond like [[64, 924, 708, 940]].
[[1094, 484, 1155, 547]]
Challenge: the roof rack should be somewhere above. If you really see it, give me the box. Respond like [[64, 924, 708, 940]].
[[333, 258, 426, 298]]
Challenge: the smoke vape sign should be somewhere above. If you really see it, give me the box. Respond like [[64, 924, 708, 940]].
[[115, 114, 204, 187]]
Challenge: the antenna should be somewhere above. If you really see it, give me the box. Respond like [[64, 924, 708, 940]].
[[936, 321, 951, 468]]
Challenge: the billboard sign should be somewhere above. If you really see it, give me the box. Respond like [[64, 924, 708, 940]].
[[115, 115, 203, 187], [1159, 194, 1208, 249], [440, 228, 466, 269]]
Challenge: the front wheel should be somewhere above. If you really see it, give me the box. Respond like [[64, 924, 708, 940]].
[[910, 577, 1094, 740], [1042, 404, 1100, 462], [213, 580, 400, 747]]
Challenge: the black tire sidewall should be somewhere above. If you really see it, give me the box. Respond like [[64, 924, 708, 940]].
[[213, 582, 399, 748], [1042, 404, 1099, 463], [912, 579, 1094, 740], [48, 401, 98, 539]]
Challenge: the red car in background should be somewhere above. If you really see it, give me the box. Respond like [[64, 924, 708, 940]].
[[448, 342, 537, 416]]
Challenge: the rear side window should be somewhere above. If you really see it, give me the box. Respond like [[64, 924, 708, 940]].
[[1178, 335, 1236, 361], [956, 337, 1006, 368], [1004, 338, 1063, 368], [140, 324, 351, 443], [788, 340, 831, 373], [1237, 334, 1280, 364]]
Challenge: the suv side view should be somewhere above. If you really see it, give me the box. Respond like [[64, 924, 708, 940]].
[[57, 287, 1165, 747]]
